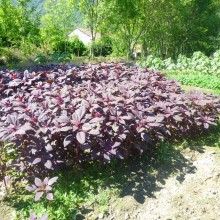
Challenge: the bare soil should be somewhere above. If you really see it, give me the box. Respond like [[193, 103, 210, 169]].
[[0, 147, 220, 220], [85, 147, 220, 220]]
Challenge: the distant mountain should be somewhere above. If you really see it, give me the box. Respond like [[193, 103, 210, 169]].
[[12, 0, 83, 28], [29, 0, 83, 25], [29, 0, 45, 15]]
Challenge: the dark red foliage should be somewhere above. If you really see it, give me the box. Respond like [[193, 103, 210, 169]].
[[0, 63, 219, 177]]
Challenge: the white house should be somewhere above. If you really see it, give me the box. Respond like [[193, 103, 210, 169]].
[[68, 28, 101, 45]]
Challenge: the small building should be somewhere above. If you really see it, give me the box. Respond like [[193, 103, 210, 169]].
[[68, 28, 101, 45], [133, 44, 142, 58]]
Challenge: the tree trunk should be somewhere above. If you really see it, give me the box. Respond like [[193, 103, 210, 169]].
[[90, 37, 95, 58], [126, 42, 133, 60]]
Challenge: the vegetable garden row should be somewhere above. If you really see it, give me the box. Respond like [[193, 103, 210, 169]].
[[137, 51, 220, 75]]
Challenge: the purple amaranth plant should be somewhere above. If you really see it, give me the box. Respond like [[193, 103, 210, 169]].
[[0, 63, 218, 180], [26, 177, 58, 201], [196, 115, 217, 129], [0, 114, 34, 141], [30, 213, 49, 220]]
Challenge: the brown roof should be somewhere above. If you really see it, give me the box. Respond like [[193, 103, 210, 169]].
[[77, 28, 101, 39]]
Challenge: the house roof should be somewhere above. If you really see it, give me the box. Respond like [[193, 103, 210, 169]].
[[74, 28, 101, 39]]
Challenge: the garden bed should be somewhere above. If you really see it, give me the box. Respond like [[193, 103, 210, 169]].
[[0, 63, 219, 219]]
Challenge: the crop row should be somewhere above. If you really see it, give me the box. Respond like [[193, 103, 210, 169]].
[[0, 63, 219, 180], [137, 51, 220, 75]]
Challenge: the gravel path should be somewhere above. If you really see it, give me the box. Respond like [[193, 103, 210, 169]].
[[0, 147, 220, 220], [92, 147, 220, 220]]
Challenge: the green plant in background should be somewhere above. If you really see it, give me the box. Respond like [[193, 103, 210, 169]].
[[0, 142, 17, 193], [49, 52, 72, 63], [57, 52, 72, 63], [211, 50, 220, 74], [92, 37, 113, 57], [138, 55, 164, 70], [69, 37, 88, 57], [166, 73, 220, 91], [189, 52, 211, 73], [137, 50, 220, 75], [163, 57, 176, 70], [34, 54, 48, 64], [53, 38, 88, 57], [50, 53, 60, 63], [176, 54, 191, 71]]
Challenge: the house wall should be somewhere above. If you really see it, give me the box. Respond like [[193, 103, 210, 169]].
[[69, 29, 92, 45]]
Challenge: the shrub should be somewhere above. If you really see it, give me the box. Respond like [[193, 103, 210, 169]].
[[92, 37, 113, 57], [34, 54, 49, 64], [50, 52, 72, 63], [53, 38, 87, 56], [0, 63, 219, 180]]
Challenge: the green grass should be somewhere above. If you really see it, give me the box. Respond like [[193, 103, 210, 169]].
[[0, 53, 130, 71], [178, 121, 220, 149], [181, 85, 220, 96], [4, 162, 120, 219], [165, 71, 220, 93]]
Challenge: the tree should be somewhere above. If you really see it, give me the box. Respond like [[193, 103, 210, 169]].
[[16, 0, 41, 56], [140, 0, 220, 58], [78, 0, 105, 57], [40, 0, 76, 52], [0, 0, 40, 60], [0, 0, 20, 47], [103, 0, 159, 59]]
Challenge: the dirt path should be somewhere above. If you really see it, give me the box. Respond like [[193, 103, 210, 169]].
[[91, 147, 220, 220]]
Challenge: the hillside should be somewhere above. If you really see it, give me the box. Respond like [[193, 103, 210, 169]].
[[29, 0, 82, 25], [30, 0, 45, 15]]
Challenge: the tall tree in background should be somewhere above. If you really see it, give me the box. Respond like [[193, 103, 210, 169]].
[[140, 0, 220, 58], [16, 0, 40, 56], [0, 0, 20, 47], [0, 0, 40, 61], [40, 0, 76, 52], [0, 0, 220, 63], [103, 0, 220, 59], [103, 0, 159, 58], [78, 0, 104, 57]]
